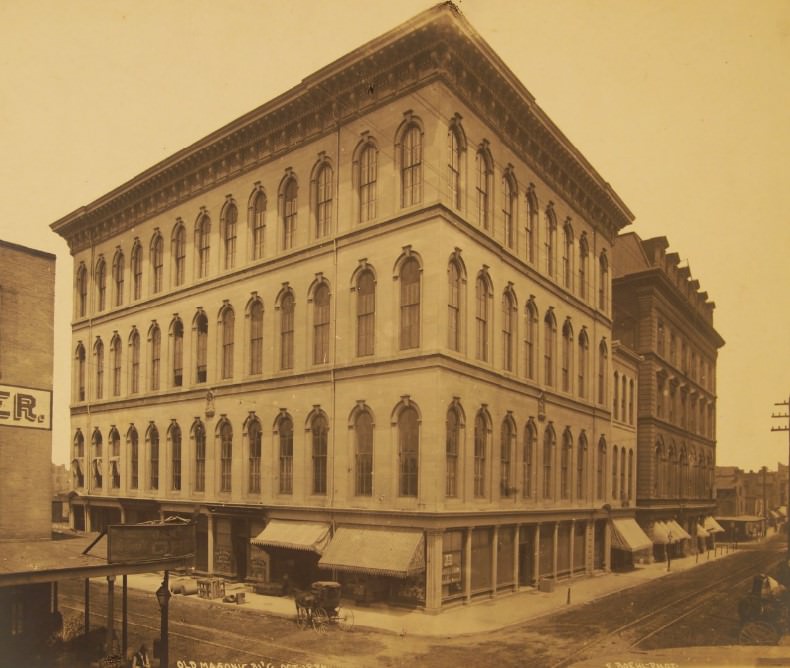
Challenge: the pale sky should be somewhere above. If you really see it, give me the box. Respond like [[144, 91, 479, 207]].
[[1, 0, 788, 471]]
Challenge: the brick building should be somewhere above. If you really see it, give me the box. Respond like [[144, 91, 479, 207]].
[[52, 3, 644, 612]]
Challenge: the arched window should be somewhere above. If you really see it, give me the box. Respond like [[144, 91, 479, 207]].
[[561, 319, 573, 392], [544, 310, 557, 387], [91, 429, 103, 490], [112, 249, 124, 307], [613, 371, 620, 420], [249, 189, 267, 260], [448, 124, 463, 210], [523, 420, 536, 499], [195, 312, 208, 383], [314, 162, 333, 238], [502, 172, 516, 248], [526, 187, 538, 265], [150, 234, 163, 295], [612, 446, 619, 500], [448, 259, 463, 352], [598, 339, 608, 405], [76, 344, 86, 401], [194, 421, 206, 492], [475, 273, 491, 362], [94, 338, 104, 400], [446, 404, 461, 498], [129, 329, 140, 394], [542, 425, 555, 499], [400, 124, 422, 207], [172, 319, 183, 387], [132, 241, 144, 299], [172, 222, 186, 287], [359, 143, 377, 223], [278, 414, 294, 494], [577, 432, 588, 500], [220, 420, 233, 493], [578, 233, 589, 301], [562, 220, 574, 290], [76, 264, 88, 317], [578, 329, 589, 399], [355, 410, 373, 497], [249, 300, 264, 375], [222, 201, 238, 270], [399, 257, 421, 350], [280, 291, 295, 370], [622, 374, 628, 423], [150, 324, 161, 391], [398, 405, 419, 497], [196, 214, 211, 279], [248, 417, 262, 494], [525, 300, 538, 380], [620, 447, 626, 501], [170, 422, 182, 491], [502, 289, 516, 372], [311, 413, 328, 495], [128, 427, 138, 490], [475, 147, 492, 229], [96, 258, 107, 312], [73, 432, 85, 488], [474, 411, 488, 498], [220, 305, 235, 380], [111, 335, 122, 397], [561, 429, 573, 500], [356, 270, 375, 357], [148, 424, 159, 490], [282, 177, 298, 250], [545, 207, 557, 278], [109, 427, 121, 489], [628, 449, 634, 500], [598, 250, 609, 311], [597, 437, 607, 500], [313, 283, 330, 365], [500, 417, 515, 497]]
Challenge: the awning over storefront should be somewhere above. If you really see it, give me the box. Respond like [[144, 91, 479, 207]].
[[250, 520, 331, 554], [610, 518, 652, 552], [778, 506, 787, 518], [696, 524, 709, 539], [647, 521, 670, 545], [770, 510, 781, 520], [666, 519, 691, 541], [318, 526, 425, 578], [704, 516, 725, 533]]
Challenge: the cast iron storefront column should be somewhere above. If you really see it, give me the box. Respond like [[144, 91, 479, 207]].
[[463, 528, 472, 604], [424, 529, 443, 613], [490, 525, 499, 597]]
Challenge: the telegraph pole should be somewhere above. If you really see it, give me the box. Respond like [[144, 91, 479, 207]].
[[771, 395, 790, 556]]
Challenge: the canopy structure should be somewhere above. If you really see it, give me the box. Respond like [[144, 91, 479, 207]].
[[610, 518, 652, 553], [318, 526, 425, 578], [250, 520, 331, 554], [647, 521, 671, 545], [666, 519, 691, 541], [696, 524, 710, 539], [778, 506, 788, 518], [704, 516, 725, 533]]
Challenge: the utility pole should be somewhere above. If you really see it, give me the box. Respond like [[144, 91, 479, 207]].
[[771, 395, 790, 556]]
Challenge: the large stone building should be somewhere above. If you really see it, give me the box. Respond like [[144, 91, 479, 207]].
[[52, 3, 639, 612], [612, 233, 724, 560]]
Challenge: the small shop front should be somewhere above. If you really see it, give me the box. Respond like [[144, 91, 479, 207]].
[[609, 517, 652, 570], [250, 520, 331, 589]]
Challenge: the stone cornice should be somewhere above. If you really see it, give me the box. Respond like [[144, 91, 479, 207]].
[[51, 2, 633, 254]]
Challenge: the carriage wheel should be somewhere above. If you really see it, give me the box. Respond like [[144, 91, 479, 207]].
[[739, 621, 780, 645], [295, 605, 309, 630], [312, 607, 329, 633], [337, 607, 355, 632]]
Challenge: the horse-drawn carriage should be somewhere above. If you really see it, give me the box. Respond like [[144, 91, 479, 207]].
[[738, 573, 790, 645], [294, 581, 354, 632]]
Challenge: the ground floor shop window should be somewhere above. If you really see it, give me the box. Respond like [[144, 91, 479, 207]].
[[471, 527, 492, 594], [497, 526, 515, 589], [573, 522, 586, 573], [557, 522, 572, 576], [518, 525, 535, 586], [442, 530, 465, 601], [392, 574, 425, 605], [539, 523, 555, 578]]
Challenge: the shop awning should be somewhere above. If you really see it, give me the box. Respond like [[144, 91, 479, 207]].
[[770, 510, 781, 520], [704, 516, 725, 533], [318, 526, 425, 578], [610, 518, 652, 553], [250, 520, 330, 554], [696, 524, 709, 539], [778, 506, 788, 518], [647, 521, 671, 545], [666, 520, 691, 541]]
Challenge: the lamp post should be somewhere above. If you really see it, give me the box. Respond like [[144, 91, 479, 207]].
[[155, 571, 171, 668]]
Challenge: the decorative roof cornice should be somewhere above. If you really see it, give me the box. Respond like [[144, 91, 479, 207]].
[[52, 2, 633, 253]]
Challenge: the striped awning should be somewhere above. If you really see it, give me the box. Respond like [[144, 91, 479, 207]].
[[610, 518, 652, 553], [318, 526, 425, 578], [704, 516, 726, 533], [250, 520, 330, 554], [666, 519, 691, 541]]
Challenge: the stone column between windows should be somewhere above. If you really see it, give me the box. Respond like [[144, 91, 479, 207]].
[[207, 513, 215, 574], [464, 527, 472, 604], [491, 525, 499, 597], [424, 529, 443, 614], [533, 523, 541, 584]]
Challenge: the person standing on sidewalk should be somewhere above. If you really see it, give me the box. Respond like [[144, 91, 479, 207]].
[[131, 643, 151, 668]]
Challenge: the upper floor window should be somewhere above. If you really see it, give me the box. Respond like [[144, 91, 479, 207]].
[[112, 249, 124, 307], [598, 339, 608, 405], [279, 291, 295, 370], [76, 264, 88, 318], [523, 420, 536, 499], [129, 329, 140, 394], [129, 427, 138, 489], [196, 214, 211, 279], [248, 417, 262, 494], [96, 258, 107, 312], [249, 299, 264, 375], [597, 437, 607, 499], [399, 257, 421, 350], [400, 123, 422, 207], [544, 310, 557, 387], [249, 189, 267, 260], [500, 417, 514, 497], [220, 305, 235, 380], [92, 429, 103, 489], [542, 424, 555, 499], [398, 405, 419, 497], [111, 335, 122, 397], [282, 177, 298, 250], [195, 312, 208, 383], [578, 329, 589, 398], [526, 187, 538, 265], [448, 258, 464, 353], [598, 250, 609, 311], [545, 206, 557, 278], [222, 201, 238, 270], [562, 220, 574, 290], [354, 408, 373, 497], [578, 233, 589, 301], [561, 429, 573, 500], [76, 344, 86, 401], [94, 338, 104, 400], [132, 241, 144, 300], [657, 319, 665, 357], [313, 283, 330, 365], [475, 273, 491, 362], [170, 423, 182, 491], [473, 410, 488, 497], [148, 424, 159, 490], [311, 413, 328, 495], [502, 288, 516, 372], [149, 324, 161, 391], [448, 124, 464, 211], [525, 300, 538, 381], [502, 171, 516, 249], [613, 372, 620, 421], [475, 147, 493, 230], [561, 319, 573, 392], [577, 432, 588, 500], [172, 318, 184, 387], [277, 414, 293, 494], [358, 142, 377, 223], [150, 234, 163, 295], [194, 420, 206, 492], [314, 162, 333, 239], [219, 420, 233, 493], [356, 269, 375, 357], [446, 403, 461, 498], [172, 223, 186, 287]]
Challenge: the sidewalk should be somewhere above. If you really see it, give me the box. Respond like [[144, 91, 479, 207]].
[[124, 542, 748, 638]]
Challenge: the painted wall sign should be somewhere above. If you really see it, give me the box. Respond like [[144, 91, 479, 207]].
[[0, 383, 52, 430], [107, 522, 196, 564]]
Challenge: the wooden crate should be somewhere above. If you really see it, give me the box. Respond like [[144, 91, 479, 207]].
[[197, 577, 225, 600]]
